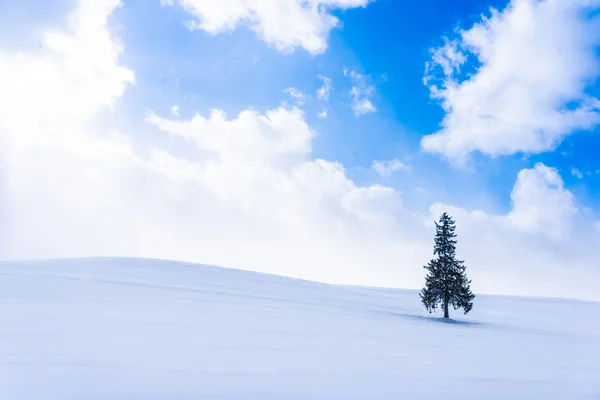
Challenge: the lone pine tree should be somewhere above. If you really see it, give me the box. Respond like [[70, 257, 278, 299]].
[[420, 212, 475, 319]]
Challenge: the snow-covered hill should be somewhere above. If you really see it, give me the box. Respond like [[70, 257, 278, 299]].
[[0, 258, 598, 399]]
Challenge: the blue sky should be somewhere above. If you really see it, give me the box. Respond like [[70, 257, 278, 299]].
[[1, 0, 600, 300], [103, 0, 600, 214]]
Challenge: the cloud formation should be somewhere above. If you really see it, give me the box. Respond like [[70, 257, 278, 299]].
[[284, 87, 307, 106], [372, 159, 408, 177], [571, 168, 583, 179], [165, 0, 372, 54], [1, 0, 600, 302], [0, 0, 407, 287], [423, 0, 600, 163], [344, 68, 376, 116], [316, 75, 332, 101], [429, 162, 600, 299]]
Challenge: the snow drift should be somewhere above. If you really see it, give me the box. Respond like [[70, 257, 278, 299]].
[[0, 258, 598, 399]]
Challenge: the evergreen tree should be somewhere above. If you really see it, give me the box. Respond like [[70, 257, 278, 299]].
[[420, 212, 475, 319]]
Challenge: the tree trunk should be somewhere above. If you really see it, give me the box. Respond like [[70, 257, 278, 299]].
[[443, 301, 449, 318]]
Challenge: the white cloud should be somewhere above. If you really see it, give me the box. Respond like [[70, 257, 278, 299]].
[[571, 168, 583, 179], [344, 68, 376, 116], [171, 0, 372, 54], [372, 159, 407, 177], [284, 87, 307, 106], [505, 163, 578, 240], [170, 105, 180, 117], [285, 76, 332, 113], [431, 164, 579, 242], [429, 162, 600, 299], [350, 91, 376, 115], [160, 0, 174, 6], [316, 75, 332, 101], [422, 0, 600, 163], [315, 75, 332, 119], [146, 106, 316, 170], [0, 0, 143, 262], [424, 37, 466, 81], [2, 0, 600, 302], [0, 0, 406, 287]]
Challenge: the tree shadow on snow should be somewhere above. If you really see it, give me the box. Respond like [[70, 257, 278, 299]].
[[379, 311, 485, 327], [420, 315, 484, 326]]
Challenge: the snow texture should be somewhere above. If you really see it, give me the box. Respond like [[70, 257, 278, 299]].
[[0, 258, 599, 399]]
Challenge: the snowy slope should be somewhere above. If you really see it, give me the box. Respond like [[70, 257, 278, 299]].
[[0, 258, 598, 399]]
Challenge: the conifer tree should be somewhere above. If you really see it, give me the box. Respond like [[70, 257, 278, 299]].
[[420, 212, 474, 319]]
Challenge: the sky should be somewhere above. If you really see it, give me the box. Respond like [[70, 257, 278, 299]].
[[1, 0, 600, 301]]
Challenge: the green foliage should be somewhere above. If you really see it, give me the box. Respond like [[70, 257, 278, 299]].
[[420, 212, 475, 318]]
